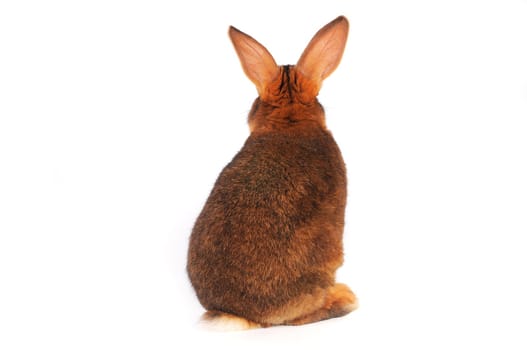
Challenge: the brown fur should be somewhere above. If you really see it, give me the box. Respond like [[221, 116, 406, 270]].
[[187, 16, 357, 328]]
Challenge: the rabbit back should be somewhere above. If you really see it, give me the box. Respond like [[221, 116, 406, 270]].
[[187, 126, 346, 323]]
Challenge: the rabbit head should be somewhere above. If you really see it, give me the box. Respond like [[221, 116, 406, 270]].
[[229, 16, 349, 132]]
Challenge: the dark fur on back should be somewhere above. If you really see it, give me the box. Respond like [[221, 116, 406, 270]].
[[187, 124, 346, 322]]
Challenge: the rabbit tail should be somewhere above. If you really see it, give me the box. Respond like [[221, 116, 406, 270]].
[[199, 310, 262, 331]]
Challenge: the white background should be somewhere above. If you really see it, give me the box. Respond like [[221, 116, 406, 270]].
[[1, 0, 526, 349]]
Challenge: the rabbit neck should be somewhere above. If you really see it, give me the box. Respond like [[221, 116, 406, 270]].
[[247, 97, 326, 133]]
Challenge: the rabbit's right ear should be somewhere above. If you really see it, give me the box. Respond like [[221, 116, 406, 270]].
[[229, 26, 279, 97], [296, 16, 349, 93]]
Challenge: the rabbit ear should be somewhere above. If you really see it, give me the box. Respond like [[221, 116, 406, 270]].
[[296, 16, 349, 92], [229, 26, 279, 97]]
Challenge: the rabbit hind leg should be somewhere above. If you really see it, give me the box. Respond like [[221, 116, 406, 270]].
[[283, 283, 358, 326]]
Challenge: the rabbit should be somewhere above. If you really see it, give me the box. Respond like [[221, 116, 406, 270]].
[[187, 16, 357, 330]]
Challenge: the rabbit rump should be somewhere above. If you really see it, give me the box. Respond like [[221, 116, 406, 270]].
[[187, 16, 357, 330]]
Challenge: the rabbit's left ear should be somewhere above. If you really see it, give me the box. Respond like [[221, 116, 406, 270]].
[[296, 16, 349, 92], [229, 26, 280, 97]]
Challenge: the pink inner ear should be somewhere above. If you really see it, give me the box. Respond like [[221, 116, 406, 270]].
[[296, 16, 349, 86], [229, 26, 279, 96]]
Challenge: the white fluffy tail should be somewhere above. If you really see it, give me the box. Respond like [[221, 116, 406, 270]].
[[199, 311, 261, 331]]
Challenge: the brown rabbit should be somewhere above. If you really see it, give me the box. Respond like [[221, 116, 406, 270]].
[[187, 16, 357, 330]]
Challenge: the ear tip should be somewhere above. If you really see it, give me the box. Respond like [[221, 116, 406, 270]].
[[228, 26, 241, 38], [334, 15, 350, 30]]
